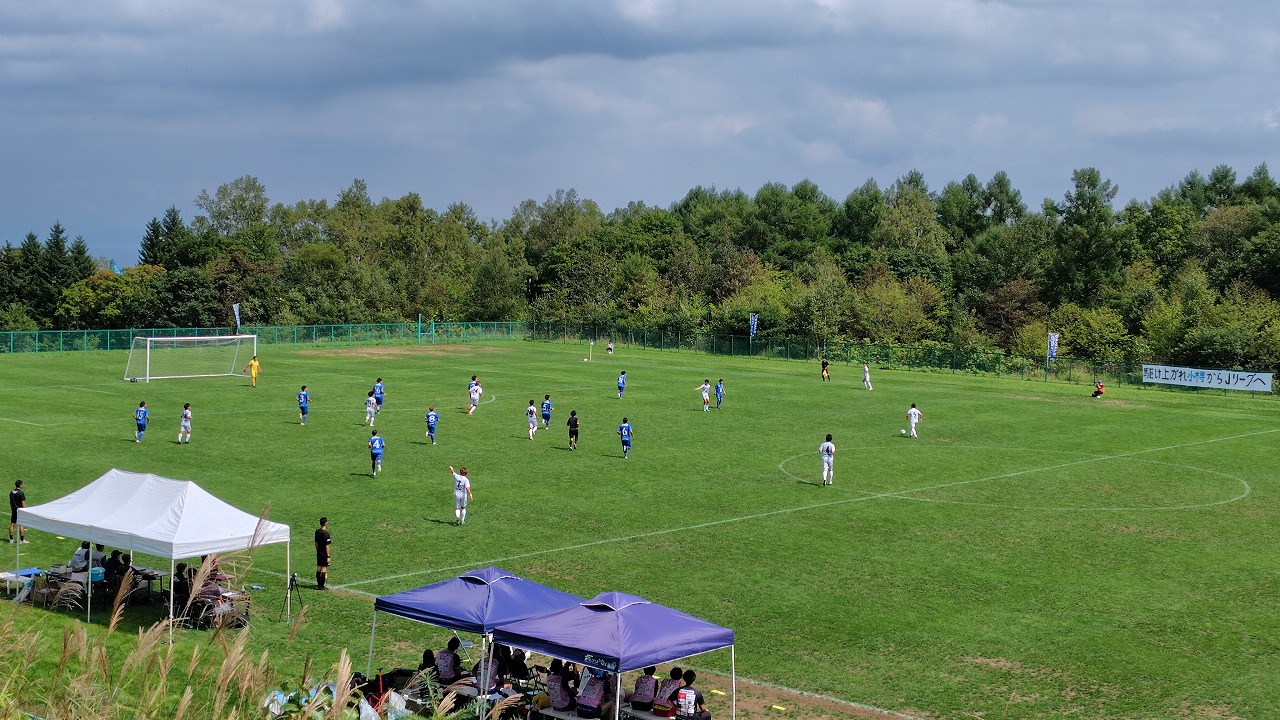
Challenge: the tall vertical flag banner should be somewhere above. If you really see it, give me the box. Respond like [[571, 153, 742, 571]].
[[749, 313, 759, 338], [1047, 332, 1059, 360], [233, 303, 242, 330], [109, 260, 123, 275]]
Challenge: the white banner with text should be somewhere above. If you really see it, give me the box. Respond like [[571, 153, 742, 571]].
[[1141, 364, 1273, 393]]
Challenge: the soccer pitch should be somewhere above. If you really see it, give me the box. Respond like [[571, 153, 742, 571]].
[[1, 342, 1277, 719]]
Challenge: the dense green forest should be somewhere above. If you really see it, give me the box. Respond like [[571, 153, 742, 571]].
[[3, 166, 1280, 370]]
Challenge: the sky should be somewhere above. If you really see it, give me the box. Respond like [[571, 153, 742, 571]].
[[2, 0, 1278, 265]]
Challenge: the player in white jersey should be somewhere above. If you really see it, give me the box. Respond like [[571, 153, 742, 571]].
[[819, 434, 835, 486], [365, 391, 378, 426], [695, 380, 711, 411], [178, 403, 193, 444], [863, 363, 873, 390], [906, 403, 923, 437], [449, 466, 474, 526], [468, 382, 483, 415], [526, 400, 538, 439]]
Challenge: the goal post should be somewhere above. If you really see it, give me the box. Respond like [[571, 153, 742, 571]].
[[123, 334, 258, 382]]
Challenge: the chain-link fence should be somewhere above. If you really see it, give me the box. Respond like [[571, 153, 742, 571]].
[[0, 321, 529, 354], [3, 320, 1261, 395], [526, 322, 1141, 386]]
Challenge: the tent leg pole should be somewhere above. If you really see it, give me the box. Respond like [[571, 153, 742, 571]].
[[731, 646, 737, 720], [367, 611, 378, 678], [286, 541, 292, 620], [86, 539, 92, 624], [478, 636, 489, 720], [169, 557, 176, 644]]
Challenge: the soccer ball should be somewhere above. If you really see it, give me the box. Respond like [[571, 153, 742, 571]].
[[900, 429, 907, 435], [583, 358, 589, 362]]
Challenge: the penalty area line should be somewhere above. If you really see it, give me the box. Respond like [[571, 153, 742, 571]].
[[339, 426, 1280, 592]]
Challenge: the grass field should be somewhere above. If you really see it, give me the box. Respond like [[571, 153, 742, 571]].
[[1, 341, 1277, 719]]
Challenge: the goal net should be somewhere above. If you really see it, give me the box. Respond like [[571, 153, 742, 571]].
[[123, 335, 258, 382]]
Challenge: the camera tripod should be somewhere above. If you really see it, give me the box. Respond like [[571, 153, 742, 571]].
[[280, 572, 304, 620]]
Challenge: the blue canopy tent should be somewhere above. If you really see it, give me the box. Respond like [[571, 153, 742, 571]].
[[367, 566, 584, 681], [492, 592, 736, 719]]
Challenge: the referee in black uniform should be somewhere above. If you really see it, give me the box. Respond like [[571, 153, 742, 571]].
[[314, 517, 331, 590]]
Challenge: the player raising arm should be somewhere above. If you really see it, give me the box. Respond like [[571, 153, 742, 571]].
[[449, 466, 474, 526]]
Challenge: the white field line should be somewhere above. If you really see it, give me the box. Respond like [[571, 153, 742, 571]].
[[0, 417, 43, 426], [338, 427, 1278, 591], [687, 664, 927, 720]]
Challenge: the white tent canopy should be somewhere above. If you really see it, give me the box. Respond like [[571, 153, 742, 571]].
[[16, 468, 292, 627]]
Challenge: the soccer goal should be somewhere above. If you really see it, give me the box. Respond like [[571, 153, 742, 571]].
[[123, 335, 258, 382]]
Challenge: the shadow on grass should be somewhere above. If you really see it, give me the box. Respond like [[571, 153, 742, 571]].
[[424, 518, 459, 526]]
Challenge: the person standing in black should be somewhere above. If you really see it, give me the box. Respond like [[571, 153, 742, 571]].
[[315, 517, 331, 590], [9, 480, 27, 544], [820, 357, 830, 381], [567, 410, 580, 450]]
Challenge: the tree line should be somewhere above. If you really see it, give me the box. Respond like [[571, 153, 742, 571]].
[[3, 165, 1279, 370]]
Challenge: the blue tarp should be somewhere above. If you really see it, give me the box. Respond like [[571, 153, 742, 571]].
[[373, 566, 584, 635], [491, 591, 735, 673]]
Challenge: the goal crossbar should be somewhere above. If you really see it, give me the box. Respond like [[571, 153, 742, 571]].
[[124, 334, 258, 382]]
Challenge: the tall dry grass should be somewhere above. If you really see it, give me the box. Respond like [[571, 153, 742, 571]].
[[0, 510, 350, 719]]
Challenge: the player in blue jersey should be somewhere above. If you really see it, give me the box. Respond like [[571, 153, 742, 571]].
[[617, 417, 633, 458], [297, 386, 310, 425], [425, 406, 439, 444], [373, 378, 386, 414], [368, 429, 385, 477], [541, 394, 553, 428], [715, 379, 725, 409], [618, 371, 627, 399], [133, 401, 149, 442]]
